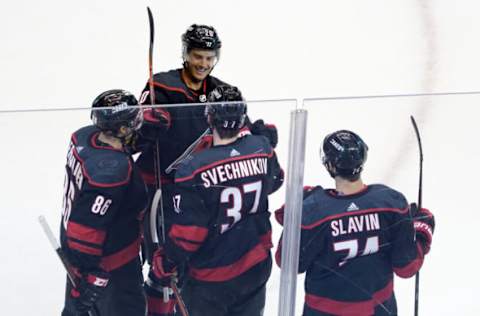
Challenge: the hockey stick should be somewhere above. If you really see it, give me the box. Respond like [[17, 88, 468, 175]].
[[410, 115, 423, 316], [38, 216, 99, 316], [146, 8, 189, 315], [147, 6, 169, 303], [147, 6, 165, 247], [165, 128, 211, 174]]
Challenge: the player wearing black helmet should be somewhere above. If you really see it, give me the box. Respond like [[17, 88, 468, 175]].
[[145, 85, 284, 316], [60, 89, 148, 316], [275, 130, 435, 316], [136, 24, 228, 188], [136, 25, 278, 298]]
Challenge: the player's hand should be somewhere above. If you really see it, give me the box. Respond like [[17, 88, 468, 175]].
[[140, 107, 171, 141], [150, 248, 177, 287], [410, 203, 435, 254], [71, 271, 109, 313], [250, 119, 278, 148]]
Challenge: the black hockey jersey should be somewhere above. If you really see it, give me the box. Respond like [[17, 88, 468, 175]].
[[276, 184, 427, 316], [60, 126, 148, 274], [136, 69, 228, 184], [165, 134, 284, 282]]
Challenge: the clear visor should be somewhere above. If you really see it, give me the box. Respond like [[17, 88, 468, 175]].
[[129, 109, 144, 131]]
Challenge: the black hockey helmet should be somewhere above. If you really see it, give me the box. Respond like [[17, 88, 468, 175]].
[[182, 24, 221, 54], [321, 130, 368, 179], [206, 85, 247, 130], [91, 89, 143, 134]]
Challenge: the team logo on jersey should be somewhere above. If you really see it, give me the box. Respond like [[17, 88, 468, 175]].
[[346, 202, 360, 212], [199, 94, 207, 102], [230, 149, 240, 157]]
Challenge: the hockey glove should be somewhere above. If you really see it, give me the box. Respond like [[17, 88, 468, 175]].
[[71, 271, 109, 313], [140, 107, 171, 141], [149, 248, 177, 287], [410, 203, 435, 254], [250, 119, 278, 148]]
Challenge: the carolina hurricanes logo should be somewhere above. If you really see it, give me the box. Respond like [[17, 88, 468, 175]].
[[199, 94, 207, 102]]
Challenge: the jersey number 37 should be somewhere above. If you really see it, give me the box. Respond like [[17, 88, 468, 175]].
[[220, 180, 262, 234]]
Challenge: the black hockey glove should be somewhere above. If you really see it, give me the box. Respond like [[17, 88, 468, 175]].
[[410, 203, 435, 254], [139, 107, 171, 142], [250, 119, 278, 148], [71, 271, 110, 313]]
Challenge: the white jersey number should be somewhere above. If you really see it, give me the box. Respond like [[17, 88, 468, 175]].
[[333, 236, 379, 266], [220, 181, 262, 234]]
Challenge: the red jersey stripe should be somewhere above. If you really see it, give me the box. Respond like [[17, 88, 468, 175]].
[[305, 280, 393, 316], [68, 240, 102, 256], [67, 221, 106, 245], [189, 242, 268, 282], [99, 237, 141, 272], [169, 224, 208, 243], [393, 242, 424, 278]]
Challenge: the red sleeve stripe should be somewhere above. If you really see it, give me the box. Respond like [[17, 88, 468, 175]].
[[169, 224, 208, 243], [393, 242, 424, 278], [67, 221, 106, 245], [305, 280, 393, 315], [301, 207, 409, 230], [172, 238, 202, 252], [67, 240, 102, 256], [189, 242, 269, 282]]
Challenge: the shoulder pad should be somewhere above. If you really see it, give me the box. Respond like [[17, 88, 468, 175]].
[[83, 151, 132, 187]]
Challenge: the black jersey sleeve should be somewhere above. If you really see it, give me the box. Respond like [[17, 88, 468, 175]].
[[165, 167, 211, 265], [275, 187, 322, 272], [139, 81, 170, 106]]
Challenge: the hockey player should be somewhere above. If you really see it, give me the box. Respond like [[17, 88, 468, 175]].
[[137, 23, 278, 185], [60, 89, 148, 316], [275, 130, 435, 316], [145, 85, 284, 316], [137, 24, 278, 269]]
